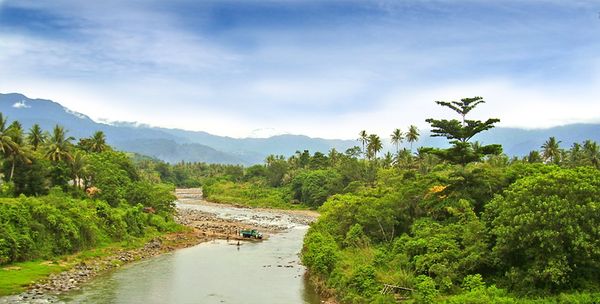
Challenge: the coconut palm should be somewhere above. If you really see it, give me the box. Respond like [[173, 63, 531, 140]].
[[357, 130, 368, 159], [89, 131, 107, 153], [0, 114, 18, 156], [6, 121, 30, 181], [390, 128, 404, 155], [45, 125, 75, 162], [366, 134, 382, 160], [541, 137, 561, 164], [582, 140, 600, 168], [70, 150, 88, 189], [27, 124, 46, 151], [406, 125, 420, 151]]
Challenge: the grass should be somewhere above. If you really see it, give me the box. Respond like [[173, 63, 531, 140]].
[[0, 260, 67, 296]]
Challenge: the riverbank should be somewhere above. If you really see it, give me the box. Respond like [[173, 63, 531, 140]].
[[1, 189, 320, 304]]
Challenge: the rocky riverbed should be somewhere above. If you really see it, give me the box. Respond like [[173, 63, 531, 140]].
[[0, 189, 318, 304]]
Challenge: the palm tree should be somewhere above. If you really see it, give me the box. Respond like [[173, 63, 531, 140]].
[[6, 121, 29, 181], [406, 125, 420, 151], [357, 130, 368, 159], [27, 124, 46, 150], [45, 125, 75, 162], [382, 151, 394, 168], [527, 150, 543, 163], [582, 140, 600, 168], [265, 154, 276, 167], [89, 131, 107, 153], [541, 137, 561, 164], [366, 134, 382, 160], [0, 114, 18, 156], [390, 128, 404, 155], [70, 150, 88, 189]]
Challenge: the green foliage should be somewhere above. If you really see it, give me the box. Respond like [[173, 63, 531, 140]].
[[302, 229, 339, 276], [343, 224, 371, 248], [485, 167, 600, 293], [291, 169, 343, 207], [203, 180, 297, 209], [302, 155, 600, 303], [0, 192, 177, 265], [425, 97, 502, 165], [126, 181, 176, 213], [414, 275, 439, 304], [399, 204, 488, 291], [442, 285, 517, 304], [462, 274, 485, 292], [87, 150, 140, 206], [347, 264, 379, 297]]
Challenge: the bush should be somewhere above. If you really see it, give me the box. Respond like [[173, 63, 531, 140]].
[[302, 229, 339, 276], [414, 275, 439, 304]]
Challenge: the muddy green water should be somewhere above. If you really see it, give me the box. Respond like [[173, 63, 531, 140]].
[[59, 227, 320, 304]]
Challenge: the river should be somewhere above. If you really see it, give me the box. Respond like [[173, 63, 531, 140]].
[[57, 198, 321, 304]]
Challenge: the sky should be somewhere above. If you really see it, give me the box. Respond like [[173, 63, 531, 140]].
[[0, 0, 599, 139]]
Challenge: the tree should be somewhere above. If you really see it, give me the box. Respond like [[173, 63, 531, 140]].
[[406, 125, 420, 151], [291, 169, 342, 207], [27, 124, 46, 151], [79, 131, 108, 153], [6, 121, 30, 181], [382, 151, 394, 168], [70, 150, 88, 189], [265, 155, 288, 187], [90, 131, 107, 153], [0, 114, 18, 157], [358, 130, 368, 159], [424, 97, 501, 165], [541, 136, 561, 164], [582, 140, 599, 168], [45, 125, 74, 162], [390, 128, 404, 155], [366, 134, 382, 160], [526, 150, 543, 163], [485, 167, 600, 292]]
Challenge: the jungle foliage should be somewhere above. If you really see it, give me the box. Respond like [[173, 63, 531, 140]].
[[173, 98, 600, 303], [0, 115, 178, 266]]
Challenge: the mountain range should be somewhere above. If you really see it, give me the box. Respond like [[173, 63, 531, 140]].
[[1, 93, 599, 165]]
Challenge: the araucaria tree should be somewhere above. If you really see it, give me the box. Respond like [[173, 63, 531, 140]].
[[424, 96, 501, 165]]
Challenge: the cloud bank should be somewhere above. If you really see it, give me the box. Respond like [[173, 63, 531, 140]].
[[0, 0, 599, 138]]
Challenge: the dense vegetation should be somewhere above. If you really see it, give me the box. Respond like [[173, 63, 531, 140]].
[[191, 97, 600, 302], [0, 115, 178, 267]]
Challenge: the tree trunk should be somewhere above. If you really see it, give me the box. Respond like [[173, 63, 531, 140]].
[[9, 158, 15, 182]]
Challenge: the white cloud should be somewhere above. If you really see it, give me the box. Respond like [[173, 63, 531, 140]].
[[1, 1, 599, 140], [12, 100, 31, 109]]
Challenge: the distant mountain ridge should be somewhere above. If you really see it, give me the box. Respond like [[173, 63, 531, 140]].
[[1, 92, 599, 164], [0, 93, 358, 164]]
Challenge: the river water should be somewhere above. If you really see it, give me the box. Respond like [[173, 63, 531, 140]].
[[57, 201, 321, 304]]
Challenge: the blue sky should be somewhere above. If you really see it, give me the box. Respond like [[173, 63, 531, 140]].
[[0, 0, 599, 139]]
